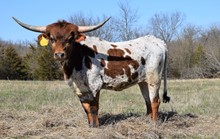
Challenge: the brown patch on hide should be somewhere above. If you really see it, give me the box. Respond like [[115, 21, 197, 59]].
[[110, 44, 117, 48], [104, 48, 139, 80], [124, 48, 131, 54]]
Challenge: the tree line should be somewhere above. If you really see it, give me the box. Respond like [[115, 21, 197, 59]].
[[0, 41, 62, 80], [0, 2, 220, 80]]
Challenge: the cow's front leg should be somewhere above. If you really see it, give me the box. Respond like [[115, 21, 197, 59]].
[[80, 92, 100, 127]]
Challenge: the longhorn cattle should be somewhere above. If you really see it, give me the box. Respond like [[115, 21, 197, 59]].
[[13, 17, 170, 127]]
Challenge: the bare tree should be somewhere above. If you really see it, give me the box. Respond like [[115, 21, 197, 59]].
[[69, 12, 114, 41], [168, 24, 203, 78], [201, 25, 220, 75], [68, 1, 143, 42], [114, 1, 140, 41], [148, 11, 185, 43]]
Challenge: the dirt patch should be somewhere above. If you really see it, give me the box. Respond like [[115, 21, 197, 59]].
[[0, 108, 220, 138]]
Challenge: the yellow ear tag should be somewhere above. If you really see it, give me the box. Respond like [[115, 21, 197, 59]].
[[40, 36, 49, 47]]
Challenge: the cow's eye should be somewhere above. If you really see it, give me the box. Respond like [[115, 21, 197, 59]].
[[65, 42, 70, 47], [50, 38, 55, 43]]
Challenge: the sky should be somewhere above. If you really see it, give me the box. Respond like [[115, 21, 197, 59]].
[[1, 0, 220, 42]]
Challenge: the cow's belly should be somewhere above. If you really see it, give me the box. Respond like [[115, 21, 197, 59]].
[[102, 80, 138, 91], [101, 69, 145, 91]]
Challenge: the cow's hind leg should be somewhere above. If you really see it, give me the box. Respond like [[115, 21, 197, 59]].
[[139, 76, 161, 123], [80, 92, 100, 127], [148, 79, 161, 122], [138, 82, 152, 117]]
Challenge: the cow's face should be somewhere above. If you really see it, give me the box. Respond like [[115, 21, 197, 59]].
[[37, 21, 85, 61]]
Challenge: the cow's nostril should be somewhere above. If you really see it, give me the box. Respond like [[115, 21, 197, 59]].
[[54, 52, 65, 59], [60, 53, 64, 58]]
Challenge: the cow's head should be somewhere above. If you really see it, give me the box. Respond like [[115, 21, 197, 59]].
[[13, 17, 110, 61]]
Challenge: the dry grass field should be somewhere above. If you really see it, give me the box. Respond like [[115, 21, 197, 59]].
[[0, 79, 220, 138]]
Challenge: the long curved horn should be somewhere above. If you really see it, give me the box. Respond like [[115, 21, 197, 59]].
[[78, 17, 111, 33], [12, 17, 46, 33]]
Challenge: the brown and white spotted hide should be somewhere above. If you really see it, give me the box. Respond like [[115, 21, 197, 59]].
[[61, 35, 170, 127], [64, 35, 169, 104]]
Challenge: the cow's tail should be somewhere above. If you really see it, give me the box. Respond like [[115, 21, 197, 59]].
[[162, 50, 170, 103]]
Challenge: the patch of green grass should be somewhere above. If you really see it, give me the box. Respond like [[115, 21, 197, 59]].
[[0, 79, 220, 116], [159, 79, 220, 115], [0, 80, 78, 111]]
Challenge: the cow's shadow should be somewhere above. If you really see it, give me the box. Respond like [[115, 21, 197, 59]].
[[99, 112, 140, 126], [99, 111, 197, 126]]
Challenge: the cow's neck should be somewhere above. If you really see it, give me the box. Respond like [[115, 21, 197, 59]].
[[62, 42, 96, 79]]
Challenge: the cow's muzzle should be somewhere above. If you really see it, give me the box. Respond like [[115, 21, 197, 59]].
[[54, 52, 65, 60]]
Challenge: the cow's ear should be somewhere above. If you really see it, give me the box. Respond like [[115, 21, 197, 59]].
[[75, 34, 86, 42], [38, 34, 49, 47]]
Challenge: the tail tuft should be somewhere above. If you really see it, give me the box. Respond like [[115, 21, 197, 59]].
[[162, 91, 170, 103]]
